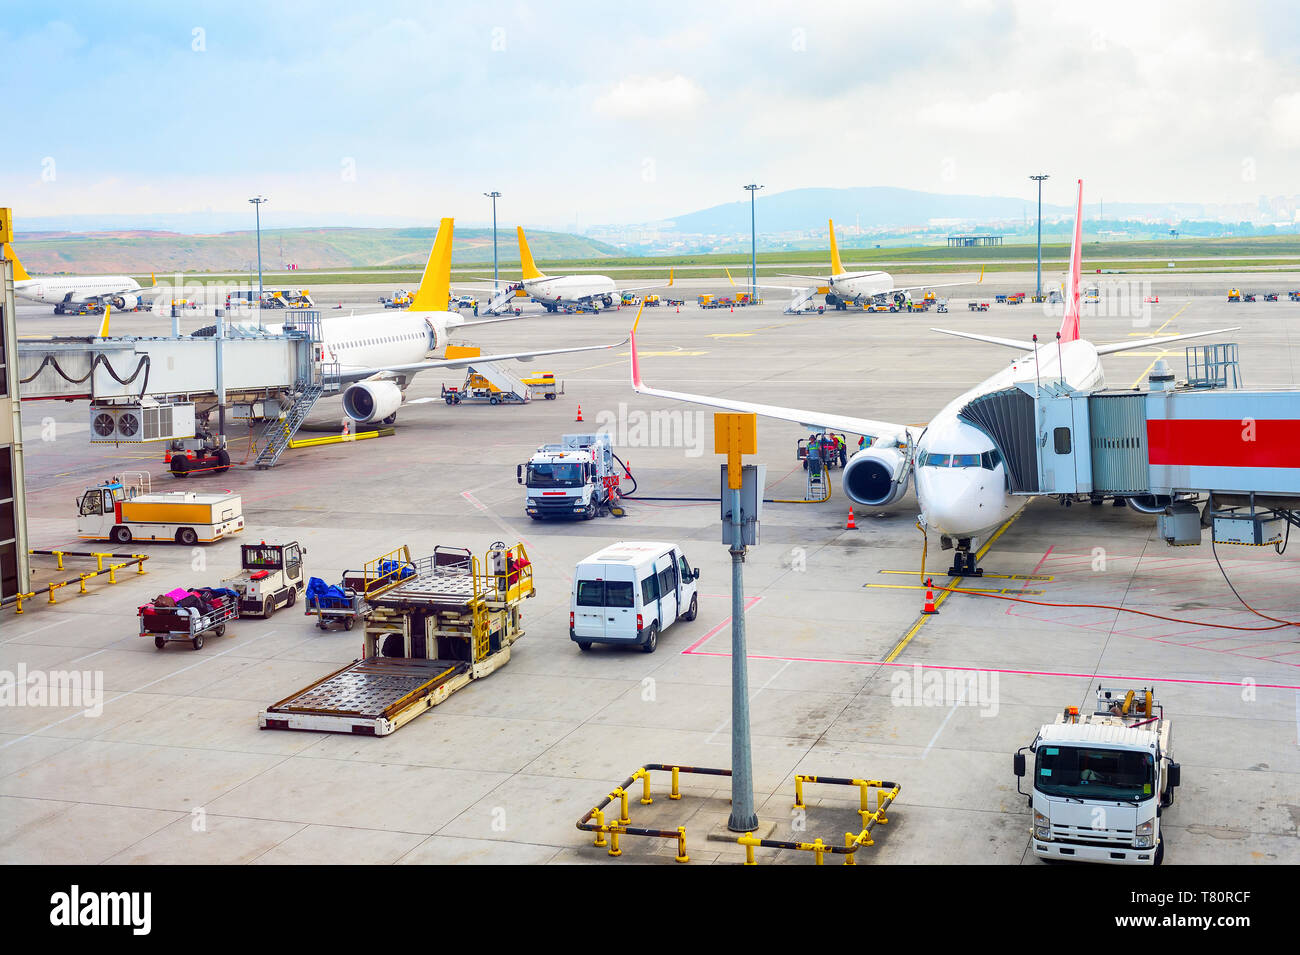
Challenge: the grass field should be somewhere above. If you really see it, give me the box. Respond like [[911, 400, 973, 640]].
[[29, 230, 1297, 285]]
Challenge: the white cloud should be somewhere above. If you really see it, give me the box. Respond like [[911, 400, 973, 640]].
[[593, 75, 705, 118]]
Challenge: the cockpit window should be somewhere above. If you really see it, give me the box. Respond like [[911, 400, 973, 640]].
[[920, 450, 1002, 470]]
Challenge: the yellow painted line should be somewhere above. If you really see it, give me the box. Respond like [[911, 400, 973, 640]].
[[618, 350, 707, 357], [877, 569, 1052, 582], [706, 333, 755, 338], [866, 583, 1043, 596], [1128, 303, 1190, 389], [881, 508, 1028, 664]]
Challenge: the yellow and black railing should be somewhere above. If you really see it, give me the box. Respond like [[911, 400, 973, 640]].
[[5, 550, 150, 614]]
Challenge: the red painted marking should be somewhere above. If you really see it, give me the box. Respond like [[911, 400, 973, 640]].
[[681, 596, 763, 654], [1147, 418, 1300, 468], [681, 649, 1300, 690]]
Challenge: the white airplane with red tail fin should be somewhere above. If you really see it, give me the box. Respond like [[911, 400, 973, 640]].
[[629, 180, 1237, 575]]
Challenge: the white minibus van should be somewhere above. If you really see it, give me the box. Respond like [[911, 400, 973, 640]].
[[570, 541, 700, 652]]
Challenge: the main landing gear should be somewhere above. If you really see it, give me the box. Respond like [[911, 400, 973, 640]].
[[948, 538, 983, 577]]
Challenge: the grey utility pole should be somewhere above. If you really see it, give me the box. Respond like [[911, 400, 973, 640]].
[[484, 191, 502, 290], [744, 184, 762, 302], [1030, 176, 1048, 300], [249, 196, 268, 300]]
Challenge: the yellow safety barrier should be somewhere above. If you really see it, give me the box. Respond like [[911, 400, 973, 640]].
[[576, 764, 899, 865], [8, 551, 150, 615], [576, 764, 731, 863], [287, 427, 394, 450]]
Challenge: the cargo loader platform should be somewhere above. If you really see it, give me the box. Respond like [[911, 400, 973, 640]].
[[259, 542, 533, 736]]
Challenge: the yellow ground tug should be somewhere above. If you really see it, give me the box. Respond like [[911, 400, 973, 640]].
[[259, 542, 533, 736], [76, 473, 244, 545]]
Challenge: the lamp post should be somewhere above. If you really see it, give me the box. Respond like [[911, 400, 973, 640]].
[[484, 191, 502, 290], [248, 196, 268, 300], [1029, 176, 1048, 300], [743, 184, 762, 301]]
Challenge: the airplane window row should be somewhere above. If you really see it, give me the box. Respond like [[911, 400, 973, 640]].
[[340, 332, 422, 349], [919, 450, 1002, 470]]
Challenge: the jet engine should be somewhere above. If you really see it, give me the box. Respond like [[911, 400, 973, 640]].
[[341, 380, 403, 424], [111, 294, 139, 310], [603, 295, 614, 307], [892, 291, 906, 305], [842, 445, 911, 506]]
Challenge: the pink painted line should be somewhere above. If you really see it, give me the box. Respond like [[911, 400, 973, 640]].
[[681, 648, 1300, 690], [680, 596, 764, 654], [1007, 545, 1055, 616]]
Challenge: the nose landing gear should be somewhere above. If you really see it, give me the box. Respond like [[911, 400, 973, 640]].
[[948, 538, 983, 577]]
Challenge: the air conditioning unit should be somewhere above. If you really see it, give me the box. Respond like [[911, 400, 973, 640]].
[[89, 401, 196, 444]]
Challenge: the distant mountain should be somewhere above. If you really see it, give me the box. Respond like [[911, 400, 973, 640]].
[[656, 187, 1074, 234], [10, 227, 621, 274], [650, 187, 1269, 235]]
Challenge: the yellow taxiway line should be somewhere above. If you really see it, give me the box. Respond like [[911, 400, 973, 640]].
[[881, 508, 1027, 664]]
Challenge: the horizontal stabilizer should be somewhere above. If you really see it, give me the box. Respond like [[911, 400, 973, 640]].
[[930, 328, 1037, 350], [1094, 327, 1240, 356]]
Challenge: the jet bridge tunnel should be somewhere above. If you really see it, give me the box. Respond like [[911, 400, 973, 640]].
[[959, 369, 1300, 550]]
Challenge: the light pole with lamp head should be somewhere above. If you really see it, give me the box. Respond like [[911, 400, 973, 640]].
[[249, 196, 268, 300], [1029, 175, 1048, 300], [743, 184, 763, 302], [484, 191, 502, 290]]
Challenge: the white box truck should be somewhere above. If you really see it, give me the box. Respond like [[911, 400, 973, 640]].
[[570, 541, 700, 653], [1014, 685, 1180, 865]]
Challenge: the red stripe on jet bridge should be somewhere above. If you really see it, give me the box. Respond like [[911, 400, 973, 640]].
[[1146, 419, 1300, 468]]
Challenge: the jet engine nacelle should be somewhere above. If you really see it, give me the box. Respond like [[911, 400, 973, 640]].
[[842, 445, 910, 506], [602, 295, 614, 307], [892, 291, 906, 305], [111, 294, 138, 310], [341, 379, 403, 424]]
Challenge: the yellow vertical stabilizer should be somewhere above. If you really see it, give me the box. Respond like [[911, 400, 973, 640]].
[[516, 226, 544, 281], [4, 242, 30, 281], [410, 218, 454, 311], [828, 219, 845, 276]]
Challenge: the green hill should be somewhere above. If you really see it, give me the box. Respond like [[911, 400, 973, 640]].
[[13, 227, 621, 275]]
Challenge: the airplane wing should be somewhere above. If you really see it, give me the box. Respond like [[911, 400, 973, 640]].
[[336, 338, 626, 385], [777, 273, 831, 283], [1094, 327, 1239, 356], [891, 267, 985, 295], [720, 267, 810, 294], [628, 305, 908, 442]]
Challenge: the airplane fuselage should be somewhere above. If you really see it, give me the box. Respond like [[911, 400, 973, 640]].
[[830, 270, 895, 303], [912, 339, 1105, 541], [318, 309, 454, 373], [524, 274, 618, 308], [15, 275, 142, 305]]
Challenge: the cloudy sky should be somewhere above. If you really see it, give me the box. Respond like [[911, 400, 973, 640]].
[[3, 0, 1298, 229]]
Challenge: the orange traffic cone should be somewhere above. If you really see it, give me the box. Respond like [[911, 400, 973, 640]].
[[845, 507, 856, 530], [575, 404, 584, 422], [921, 578, 939, 615]]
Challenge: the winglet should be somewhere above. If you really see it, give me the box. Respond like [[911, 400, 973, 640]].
[[667, 267, 674, 288], [4, 242, 29, 281], [151, 272, 157, 288], [517, 226, 544, 281], [98, 302, 111, 338], [629, 301, 646, 391], [828, 218, 845, 276], [410, 218, 454, 312], [724, 267, 736, 287], [1059, 179, 1083, 342], [977, 265, 985, 285]]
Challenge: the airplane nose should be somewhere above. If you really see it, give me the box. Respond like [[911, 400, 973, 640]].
[[916, 468, 1000, 538]]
